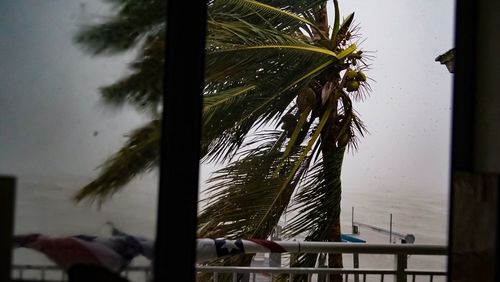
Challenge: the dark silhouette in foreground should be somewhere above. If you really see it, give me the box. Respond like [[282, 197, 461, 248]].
[[68, 264, 130, 282]]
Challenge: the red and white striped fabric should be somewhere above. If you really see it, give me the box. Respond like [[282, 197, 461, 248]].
[[196, 238, 288, 263], [15, 234, 123, 272]]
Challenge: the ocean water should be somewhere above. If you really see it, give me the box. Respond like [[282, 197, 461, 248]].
[[11, 173, 448, 282], [338, 187, 448, 282]]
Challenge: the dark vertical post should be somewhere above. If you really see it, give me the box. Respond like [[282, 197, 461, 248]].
[[389, 214, 393, 244], [154, 1, 207, 281], [394, 254, 407, 282], [351, 207, 354, 233], [0, 176, 16, 282], [448, 0, 500, 281], [353, 253, 359, 282], [497, 179, 500, 282], [447, 0, 477, 280]]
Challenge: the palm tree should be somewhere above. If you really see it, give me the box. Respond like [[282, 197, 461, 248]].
[[74, 0, 371, 279]]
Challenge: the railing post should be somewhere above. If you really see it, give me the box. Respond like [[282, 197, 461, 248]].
[[353, 253, 360, 282], [389, 214, 393, 244], [395, 254, 407, 282], [289, 253, 298, 281], [0, 176, 16, 282], [317, 253, 327, 282]]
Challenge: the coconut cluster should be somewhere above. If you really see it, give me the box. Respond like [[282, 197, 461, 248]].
[[344, 69, 366, 92]]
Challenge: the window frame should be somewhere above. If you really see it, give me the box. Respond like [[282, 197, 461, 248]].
[[153, 1, 207, 282]]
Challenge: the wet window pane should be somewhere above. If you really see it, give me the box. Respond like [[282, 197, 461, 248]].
[[1, 1, 160, 281], [198, 0, 454, 278], [2, 0, 455, 281], [337, 0, 454, 272]]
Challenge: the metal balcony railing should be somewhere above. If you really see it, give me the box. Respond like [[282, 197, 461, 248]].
[[12, 242, 447, 282], [197, 242, 447, 282]]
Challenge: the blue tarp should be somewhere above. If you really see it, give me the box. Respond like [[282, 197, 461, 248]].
[[341, 234, 366, 243]]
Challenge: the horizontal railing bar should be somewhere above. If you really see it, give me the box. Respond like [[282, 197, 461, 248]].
[[12, 265, 448, 281], [13, 265, 61, 270], [405, 269, 447, 275], [12, 265, 151, 271], [197, 239, 447, 256], [197, 266, 396, 274], [12, 280, 61, 282], [13, 265, 448, 273], [244, 242, 447, 255], [13, 265, 448, 274]]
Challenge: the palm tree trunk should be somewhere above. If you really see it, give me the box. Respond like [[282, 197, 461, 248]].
[[327, 216, 343, 282], [314, 2, 344, 281], [320, 99, 345, 281], [313, 2, 329, 39], [321, 143, 344, 282]]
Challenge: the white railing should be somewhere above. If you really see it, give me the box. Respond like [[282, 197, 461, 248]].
[[197, 243, 447, 282], [12, 243, 447, 282], [197, 266, 447, 282], [11, 265, 152, 282]]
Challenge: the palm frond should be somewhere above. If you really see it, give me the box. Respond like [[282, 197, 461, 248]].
[[214, 44, 338, 57], [344, 111, 367, 152], [283, 147, 345, 240], [198, 130, 308, 239], [209, 0, 321, 34], [330, 0, 340, 42], [203, 85, 257, 118], [335, 13, 355, 44], [73, 120, 160, 204], [201, 87, 294, 163], [247, 101, 333, 236], [74, 0, 165, 55], [202, 51, 329, 163], [254, 0, 325, 15], [205, 23, 337, 85], [202, 21, 357, 163], [100, 37, 164, 113], [201, 85, 259, 160], [275, 106, 311, 172]]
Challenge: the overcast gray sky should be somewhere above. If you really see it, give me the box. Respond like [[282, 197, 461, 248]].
[[0, 0, 148, 178], [337, 0, 454, 197], [1, 0, 454, 200]]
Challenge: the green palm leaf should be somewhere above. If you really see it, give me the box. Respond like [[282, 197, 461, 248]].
[[284, 147, 345, 239], [203, 86, 256, 116], [100, 37, 164, 113], [210, 0, 320, 34], [73, 120, 161, 204], [213, 44, 338, 57], [199, 130, 294, 238], [203, 22, 358, 163], [252, 0, 325, 14], [74, 0, 165, 55], [251, 101, 334, 235]]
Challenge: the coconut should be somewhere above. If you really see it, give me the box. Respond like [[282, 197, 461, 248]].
[[346, 69, 358, 79], [281, 114, 297, 131], [345, 80, 360, 92], [356, 71, 367, 82], [297, 88, 316, 112]]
